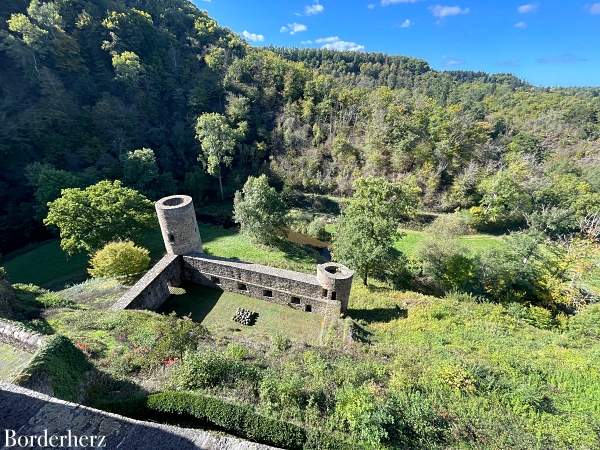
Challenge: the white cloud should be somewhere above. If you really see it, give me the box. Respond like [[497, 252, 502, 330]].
[[381, 0, 419, 5], [400, 19, 412, 28], [315, 36, 364, 51], [300, 39, 313, 44], [517, 3, 539, 14], [443, 57, 464, 67], [589, 3, 600, 14], [430, 5, 470, 18], [201, 0, 211, 2], [280, 23, 308, 34], [241, 30, 264, 42], [367, 3, 376, 9], [305, 2, 324, 15], [315, 36, 340, 43], [514, 21, 527, 29]]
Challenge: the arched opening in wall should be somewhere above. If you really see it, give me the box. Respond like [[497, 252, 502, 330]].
[[237, 282, 247, 291], [291, 296, 300, 304], [331, 291, 336, 300], [210, 276, 221, 285], [305, 305, 312, 312], [168, 233, 175, 243], [321, 288, 327, 297], [263, 289, 273, 298]]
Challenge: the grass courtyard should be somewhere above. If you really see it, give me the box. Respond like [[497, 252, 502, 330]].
[[159, 285, 325, 345]]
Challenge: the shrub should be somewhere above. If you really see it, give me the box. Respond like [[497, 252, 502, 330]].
[[331, 383, 393, 448], [306, 216, 331, 241], [505, 303, 555, 329], [426, 213, 473, 237], [148, 314, 207, 366], [415, 237, 478, 294], [12, 283, 75, 309], [36, 292, 76, 309], [270, 333, 292, 353], [259, 370, 307, 418], [147, 391, 351, 450], [568, 304, 600, 339], [169, 349, 259, 390], [88, 241, 150, 280]]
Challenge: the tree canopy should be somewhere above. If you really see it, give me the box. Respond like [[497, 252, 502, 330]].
[[44, 180, 154, 255]]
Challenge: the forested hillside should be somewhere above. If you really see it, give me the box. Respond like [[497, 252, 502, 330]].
[[1, 0, 600, 255]]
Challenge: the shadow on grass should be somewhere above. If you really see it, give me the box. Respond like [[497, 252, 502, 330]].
[[270, 237, 325, 265], [348, 305, 408, 324], [158, 284, 223, 323]]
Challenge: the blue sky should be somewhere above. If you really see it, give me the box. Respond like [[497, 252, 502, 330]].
[[192, 1, 600, 87]]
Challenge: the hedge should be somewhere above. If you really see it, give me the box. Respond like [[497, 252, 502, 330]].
[[147, 391, 354, 449], [14, 334, 91, 402]]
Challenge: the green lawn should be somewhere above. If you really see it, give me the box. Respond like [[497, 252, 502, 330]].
[[395, 229, 504, 256], [159, 285, 325, 345], [2, 224, 323, 289], [0, 343, 34, 381], [2, 229, 164, 289]]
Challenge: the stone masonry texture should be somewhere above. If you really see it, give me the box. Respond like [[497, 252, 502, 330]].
[[114, 195, 354, 318], [0, 383, 279, 450], [0, 319, 45, 353]]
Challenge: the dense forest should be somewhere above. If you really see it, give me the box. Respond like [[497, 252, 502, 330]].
[[1, 0, 599, 256]]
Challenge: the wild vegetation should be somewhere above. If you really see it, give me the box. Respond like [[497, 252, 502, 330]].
[[1, 0, 600, 448]]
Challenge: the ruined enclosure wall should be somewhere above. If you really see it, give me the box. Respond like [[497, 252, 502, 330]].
[[182, 255, 342, 317], [111, 254, 181, 311], [0, 319, 45, 352], [113, 195, 354, 317]]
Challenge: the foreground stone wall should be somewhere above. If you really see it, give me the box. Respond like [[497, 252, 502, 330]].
[[111, 254, 181, 310], [0, 319, 45, 352], [0, 383, 279, 450], [182, 255, 342, 316]]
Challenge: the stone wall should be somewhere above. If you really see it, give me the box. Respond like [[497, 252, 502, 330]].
[[111, 254, 182, 310], [113, 194, 354, 319], [182, 255, 342, 316], [0, 319, 45, 352], [1, 383, 279, 450]]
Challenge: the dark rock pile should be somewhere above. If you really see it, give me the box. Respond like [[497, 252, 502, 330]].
[[232, 308, 258, 326]]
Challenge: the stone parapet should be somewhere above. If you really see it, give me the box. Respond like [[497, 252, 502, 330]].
[[0, 319, 46, 352], [111, 254, 181, 310]]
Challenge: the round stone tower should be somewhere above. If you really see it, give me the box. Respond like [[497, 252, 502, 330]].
[[155, 195, 202, 255], [316, 262, 354, 314]]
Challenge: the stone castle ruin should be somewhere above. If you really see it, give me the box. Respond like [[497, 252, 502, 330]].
[[113, 195, 353, 317]]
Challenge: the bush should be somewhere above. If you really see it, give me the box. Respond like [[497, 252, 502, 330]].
[[147, 391, 352, 449], [331, 384, 393, 448], [568, 304, 600, 339], [169, 349, 259, 390], [415, 237, 479, 294], [306, 216, 331, 241], [426, 213, 473, 237], [12, 283, 75, 309], [88, 241, 150, 280]]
